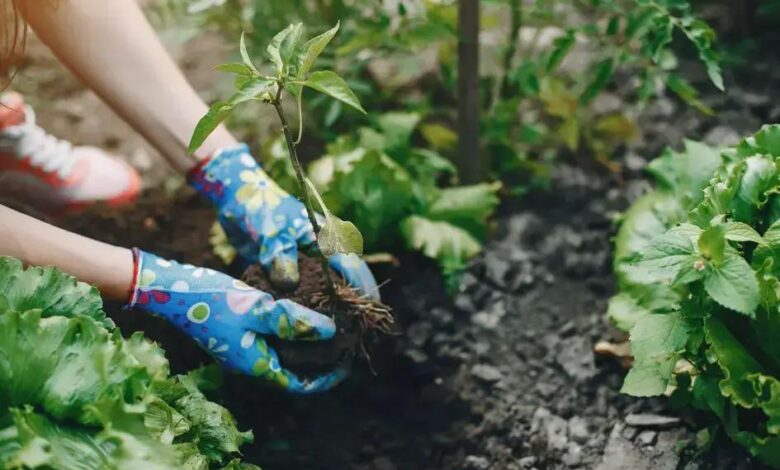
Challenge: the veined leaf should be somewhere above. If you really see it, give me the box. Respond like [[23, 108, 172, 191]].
[[401, 215, 481, 279], [297, 22, 340, 80], [305, 178, 364, 256], [188, 77, 273, 153], [239, 32, 260, 75], [704, 252, 760, 316], [303, 71, 366, 114], [267, 24, 296, 74]]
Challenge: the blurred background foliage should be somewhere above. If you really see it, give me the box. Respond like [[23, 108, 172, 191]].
[[147, 0, 725, 287]]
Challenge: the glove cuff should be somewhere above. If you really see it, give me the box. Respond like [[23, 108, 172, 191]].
[[125, 247, 144, 309], [187, 143, 255, 207]]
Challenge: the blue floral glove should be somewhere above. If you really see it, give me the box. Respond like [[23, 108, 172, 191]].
[[126, 249, 346, 393], [189, 143, 379, 300]]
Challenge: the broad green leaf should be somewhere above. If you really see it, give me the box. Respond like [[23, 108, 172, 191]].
[[613, 190, 685, 283], [621, 357, 676, 397], [704, 317, 764, 407], [426, 182, 501, 240], [724, 221, 765, 245], [305, 178, 364, 256], [607, 292, 653, 332], [646, 139, 722, 208], [627, 224, 700, 284], [703, 252, 760, 316], [188, 77, 272, 153], [699, 224, 726, 265], [0, 256, 106, 325], [731, 155, 778, 223], [622, 312, 692, 397], [318, 216, 364, 257], [736, 124, 780, 159], [377, 112, 420, 154], [239, 32, 260, 75], [401, 215, 482, 279], [303, 71, 366, 114], [297, 22, 340, 80]]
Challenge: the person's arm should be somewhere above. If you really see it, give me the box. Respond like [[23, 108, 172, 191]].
[[0, 204, 133, 300], [13, 0, 238, 173]]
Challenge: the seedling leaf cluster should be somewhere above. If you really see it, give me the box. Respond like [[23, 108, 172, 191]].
[[611, 125, 780, 466]]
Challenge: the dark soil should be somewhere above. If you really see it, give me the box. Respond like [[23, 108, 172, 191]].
[[40, 22, 780, 470], [58, 162, 769, 470], [241, 255, 363, 376]]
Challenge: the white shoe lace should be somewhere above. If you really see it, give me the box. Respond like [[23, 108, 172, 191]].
[[0, 106, 76, 179]]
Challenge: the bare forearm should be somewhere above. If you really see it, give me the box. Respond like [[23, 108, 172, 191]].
[[15, 0, 237, 172], [0, 205, 134, 301]]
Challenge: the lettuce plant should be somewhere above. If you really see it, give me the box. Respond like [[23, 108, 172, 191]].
[[0, 257, 256, 469], [611, 125, 780, 466]]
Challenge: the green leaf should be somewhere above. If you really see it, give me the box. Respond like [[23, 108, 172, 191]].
[[401, 215, 482, 279], [580, 58, 614, 105], [215, 62, 253, 76], [699, 224, 726, 265], [666, 74, 714, 115], [704, 252, 760, 316], [302, 71, 366, 114], [0, 256, 107, 325], [622, 312, 693, 397], [646, 139, 722, 208], [420, 123, 458, 152], [188, 77, 273, 153], [607, 292, 653, 332], [546, 30, 576, 73], [628, 224, 700, 284], [267, 24, 295, 74], [613, 190, 686, 284], [426, 182, 501, 240], [736, 124, 780, 159], [297, 22, 340, 80], [305, 178, 364, 256], [318, 216, 364, 257], [377, 112, 420, 154], [239, 32, 260, 75], [724, 221, 765, 245]]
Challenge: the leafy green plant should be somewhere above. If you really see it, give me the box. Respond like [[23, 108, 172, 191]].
[[610, 125, 780, 466], [0, 257, 256, 470], [258, 110, 501, 290], [189, 22, 367, 293]]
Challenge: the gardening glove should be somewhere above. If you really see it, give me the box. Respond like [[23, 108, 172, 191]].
[[188, 143, 379, 300], [126, 248, 347, 393]]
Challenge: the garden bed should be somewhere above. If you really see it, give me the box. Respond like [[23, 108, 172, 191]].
[[59, 158, 766, 469], [32, 10, 780, 468]]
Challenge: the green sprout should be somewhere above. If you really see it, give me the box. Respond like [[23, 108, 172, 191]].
[[189, 22, 366, 295]]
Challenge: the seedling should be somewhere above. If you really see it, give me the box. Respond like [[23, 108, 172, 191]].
[[189, 22, 365, 295]]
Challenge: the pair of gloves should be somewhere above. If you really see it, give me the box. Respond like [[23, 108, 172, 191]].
[[127, 144, 378, 394]]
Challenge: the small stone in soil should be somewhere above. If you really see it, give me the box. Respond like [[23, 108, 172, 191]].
[[636, 430, 657, 446], [471, 364, 503, 383], [624, 413, 681, 428]]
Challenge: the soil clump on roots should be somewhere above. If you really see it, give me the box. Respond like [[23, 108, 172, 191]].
[[241, 254, 393, 376]]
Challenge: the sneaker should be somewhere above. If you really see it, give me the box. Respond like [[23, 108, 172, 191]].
[[0, 92, 140, 216]]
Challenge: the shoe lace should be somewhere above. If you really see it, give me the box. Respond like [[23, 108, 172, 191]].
[[0, 106, 75, 179]]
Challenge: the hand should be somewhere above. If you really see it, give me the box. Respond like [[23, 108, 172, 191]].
[[188, 144, 379, 300], [126, 249, 346, 393]]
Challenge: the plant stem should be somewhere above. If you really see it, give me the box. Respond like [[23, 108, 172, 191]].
[[272, 84, 336, 297]]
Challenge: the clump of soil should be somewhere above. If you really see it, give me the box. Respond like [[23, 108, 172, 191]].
[[241, 254, 394, 376]]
